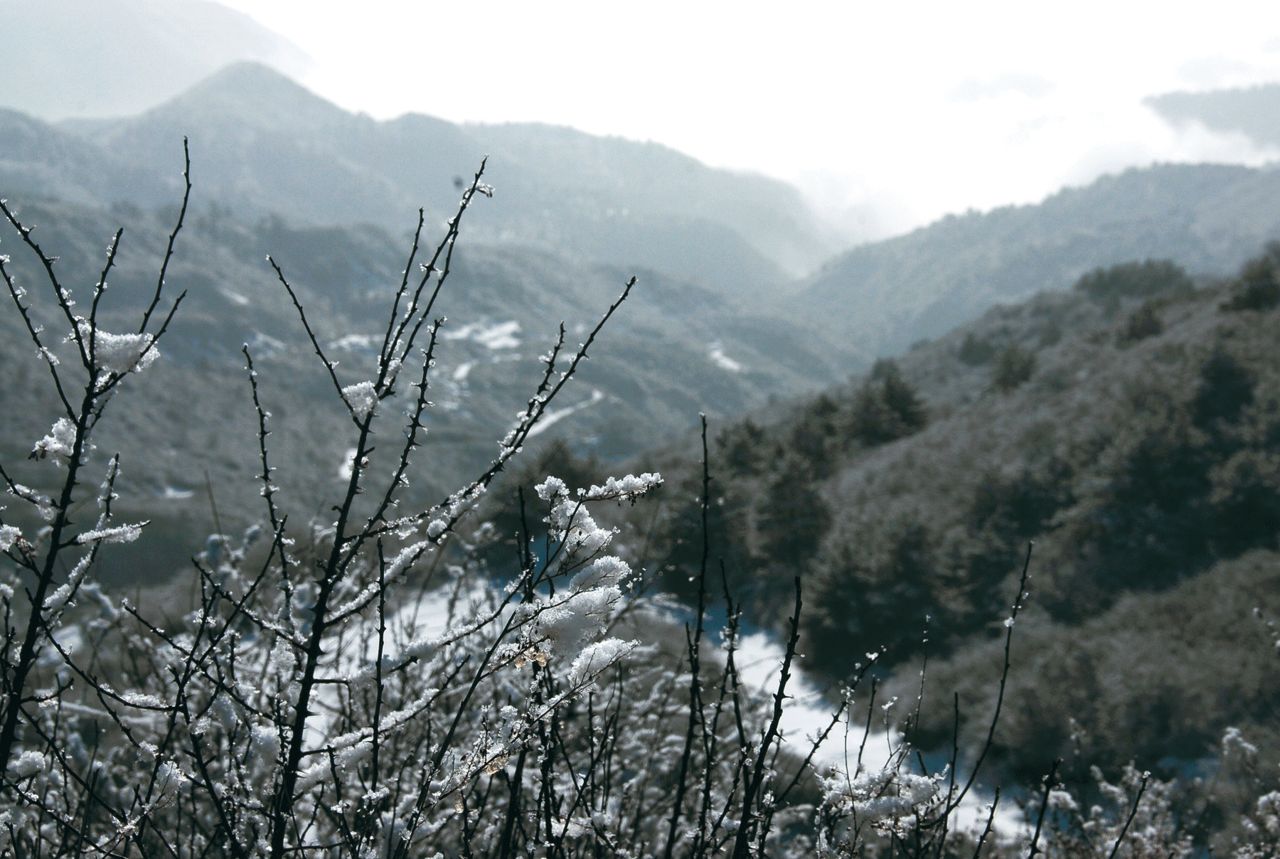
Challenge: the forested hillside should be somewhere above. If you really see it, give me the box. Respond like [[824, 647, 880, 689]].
[[0, 193, 844, 584], [793, 164, 1280, 358], [494, 247, 1280, 837]]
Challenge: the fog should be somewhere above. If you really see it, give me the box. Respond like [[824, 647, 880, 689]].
[[7, 0, 1280, 240]]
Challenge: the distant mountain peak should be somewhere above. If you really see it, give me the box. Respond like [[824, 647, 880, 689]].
[[0, 0, 310, 121], [155, 61, 346, 128]]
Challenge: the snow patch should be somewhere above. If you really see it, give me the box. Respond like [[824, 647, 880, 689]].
[[248, 331, 287, 359], [330, 333, 379, 352], [732, 632, 1022, 837], [708, 342, 743, 372], [443, 320, 521, 350], [526, 389, 605, 439], [338, 447, 358, 481]]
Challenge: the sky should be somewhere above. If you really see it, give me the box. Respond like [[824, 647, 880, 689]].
[[218, 1, 1280, 237]]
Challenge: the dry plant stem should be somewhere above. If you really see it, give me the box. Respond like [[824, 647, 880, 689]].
[[0, 197, 90, 365], [0, 250, 75, 416], [664, 415, 711, 859], [377, 207, 424, 362], [929, 540, 1035, 827], [0, 147, 190, 779], [1107, 771, 1151, 859], [265, 164, 499, 858], [971, 786, 1001, 859], [373, 276, 636, 544], [1027, 757, 1062, 858], [266, 257, 350, 412], [730, 576, 803, 859], [138, 137, 191, 333]]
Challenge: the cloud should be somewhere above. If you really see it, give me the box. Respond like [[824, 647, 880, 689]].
[[948, 73, 1055, 103], [1176, 55, 1266, 90]]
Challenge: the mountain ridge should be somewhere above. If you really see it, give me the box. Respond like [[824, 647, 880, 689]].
[[24, 62, 836, 298], [790, 160, 1280, 357]]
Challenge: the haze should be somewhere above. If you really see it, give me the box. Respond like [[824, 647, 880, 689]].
[[214, 0, 1280, 236], [7, 0, 1280, 237]]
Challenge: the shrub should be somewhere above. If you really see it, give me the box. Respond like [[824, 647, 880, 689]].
[[1117, 301, 1164, 345], [1074, 259, 1194, 308], [1222, 243, 1280, 312], [849, 359, 927, 445], [991, 343, 1036, 392], [958, 331, 998, 365], [0, 149, 1040, 859], [5, 145, 1258, 859]]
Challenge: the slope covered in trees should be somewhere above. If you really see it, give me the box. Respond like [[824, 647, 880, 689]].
[[792, 163, 1280, 358], [0, 193, 844, 585], [596, 247, 1280, 824]]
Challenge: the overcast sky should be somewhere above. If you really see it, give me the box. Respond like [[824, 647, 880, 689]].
[[218, 0, 1280, 236]]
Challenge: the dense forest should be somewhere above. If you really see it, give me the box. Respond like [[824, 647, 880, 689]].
[[486, 248, 1280, 852]]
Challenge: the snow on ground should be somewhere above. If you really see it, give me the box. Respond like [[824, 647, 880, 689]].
[[452, 360, 475, 383], [708, 342, 744, 372], [734, 631, 1023, 837], [733, 631, 895, 774], [525, 389, 605, 439], [443, 320, 521, 350], [329, 333, 380, 351], [337, 447, 357, 481], [322, 553, 1021, 839], [248, 331, 288, 359]]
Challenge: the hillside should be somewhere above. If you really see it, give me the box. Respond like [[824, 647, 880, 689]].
[[0, 194, 844, 584], [588, 246, 1280, 810], [12, 62, 839, 298], [791, 162, 1280, 358]]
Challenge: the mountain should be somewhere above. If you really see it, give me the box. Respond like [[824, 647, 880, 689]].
[[0, 193, 844, 584], [1147, 83, 1280, 148], [0, 0, 310, 121], [791, 162, 1280, 358], [620, 244, 1280, 805], [26, 63, 838, 297]]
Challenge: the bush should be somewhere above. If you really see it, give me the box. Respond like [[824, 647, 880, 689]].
[[1222, 243, 1280, 312], [4, 146, 1268, 859], [849, 359, 927, 445], [958, 331, 997, 366], [1074, 258, 1194, 308], [991, 343, 1036, 392], [1117, 301, 1164, 345], [0, 149, 1041, 858]]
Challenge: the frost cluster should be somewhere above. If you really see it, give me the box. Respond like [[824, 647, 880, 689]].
[[342, 380, 378, 419], [31, 417, 78, 464], [567, 638, 634, 688], [819, 765, 944, 842], [1249, 791, 1280, 839], [579, 472, 664, 503], [80, 323, 159, 375], [8, 750, 46, 779], [76, 523, 145, 545], [516, 474, 656, 684]]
